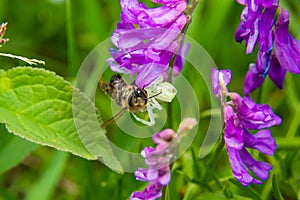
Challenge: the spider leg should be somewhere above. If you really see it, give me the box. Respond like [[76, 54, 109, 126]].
[[150, 98, 162, 110], [131, 107, 155, 127], [147, 105, 155, 126]]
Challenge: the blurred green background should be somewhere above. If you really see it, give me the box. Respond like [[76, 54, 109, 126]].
[[0, 0, 300, 199]]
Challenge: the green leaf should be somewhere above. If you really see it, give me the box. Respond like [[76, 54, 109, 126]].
[[0, 124, 37, 174], [0, 67, 122, 173]]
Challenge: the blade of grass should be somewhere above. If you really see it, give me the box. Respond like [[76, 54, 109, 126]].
[[285, 74, 299, 111], [272, 174, 285, 200], [25, 151, 69, 200], [0, 131, 37, 175], [79, 0, 107, 40], [286, 104, 300, 139], [229, 179, 261, 200], [276, 137, 300, 148], [66, 0, 79, 77]]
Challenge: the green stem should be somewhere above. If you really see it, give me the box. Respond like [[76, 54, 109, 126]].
[[163, 1, 199, 199], [161, 186, 167, 200], [256, 82, 263, 104], [276, 137, 300, 148], [167, 101, 174, 129], [167, 0, 199, 82], [286, 104, 300, 139], [66, 0, 79, 77], [207, 135, 225, 167]]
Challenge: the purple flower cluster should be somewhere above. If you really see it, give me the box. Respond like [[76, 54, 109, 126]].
[[108, 0, 189, 88], [130, 118, 197, 200], [212, 68, 281, 186], [235, 0, 300, 95]]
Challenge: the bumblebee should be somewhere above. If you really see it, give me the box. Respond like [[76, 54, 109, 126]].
[[101, 74, 148, 113], [100, 73, 176, 127]]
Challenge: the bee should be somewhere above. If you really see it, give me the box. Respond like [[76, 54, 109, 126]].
[[100, 73, 176, 127]]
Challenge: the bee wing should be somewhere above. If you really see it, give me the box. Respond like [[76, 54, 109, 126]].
[[99, 77, 112, 96]]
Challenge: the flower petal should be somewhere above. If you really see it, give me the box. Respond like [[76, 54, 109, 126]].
[[235, 6, 261, 54], [274, 8, 300, 74], [137, 2, 187, 28], [244, 63, 266, 95], [240, 148, 273, 180], [177, 118, 197, 134], [135, 168, 158, 182], [121, 0, 186, 28], [258, 6, 277, 52], [231, 94, 282, 130], [157, 166, 171, 185], [243, 129, 277, 155], [269, 54, 286, 89], [130, 182, 162, 200], [226, 145, 261, 186], [224, 105, 244, 150], [261, 0, 279, 7], [152, 129, 176, 145], [135, 62, 168, 88], [211, 68, 232, 99]]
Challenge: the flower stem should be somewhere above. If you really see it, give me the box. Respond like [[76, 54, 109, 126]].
[[167, 101, 174, 129], [163, 1, 199, 199], [166, 0, 199, 136], [207, 134, 225, 167], [167, 0, 199, 82], [66, 0, 79, 77]]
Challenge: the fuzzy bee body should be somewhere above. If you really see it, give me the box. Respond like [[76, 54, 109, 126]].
[[100, 74, 148, 112], [100, 73, 176, 127]]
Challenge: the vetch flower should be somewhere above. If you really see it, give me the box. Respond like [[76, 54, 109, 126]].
[[108, 0, 189, 88], [243, 50, 271, 95], [235, 0, 279, 54], [211, 67, 232, 100], [130, 118, 197, 200], [235, 1, 300, 94], [229, 93, 281, 130], [273, 8, 300, 74], [212, 68, 281, 186]]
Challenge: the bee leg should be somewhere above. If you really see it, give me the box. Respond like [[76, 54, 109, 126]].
[[101, 107, 127, 127]]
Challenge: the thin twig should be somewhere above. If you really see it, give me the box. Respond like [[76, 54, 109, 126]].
[[0, 53, 45, 65]]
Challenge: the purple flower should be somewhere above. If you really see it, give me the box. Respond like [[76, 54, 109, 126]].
[[211, 67, 232, 99], [235, 0, 278, 54], [236, 2, 300, 95], [130, 118, 197, 200], [273, 8, 300, 74], [268, 54, 286, 89], [229, 93, 282, 130], [212, 68, 281, 186], [108, 0, 188, 88]]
